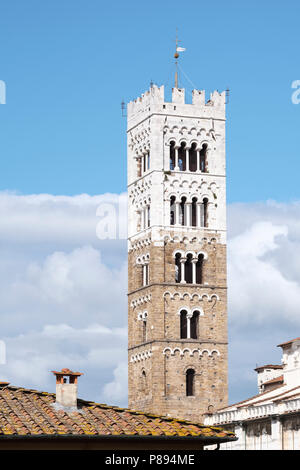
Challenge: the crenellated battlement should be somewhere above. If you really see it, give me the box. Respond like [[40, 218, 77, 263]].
[[127, 85, 226, 130]]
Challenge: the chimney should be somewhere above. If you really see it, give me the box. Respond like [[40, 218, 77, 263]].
[[52, 368, 83, 409]]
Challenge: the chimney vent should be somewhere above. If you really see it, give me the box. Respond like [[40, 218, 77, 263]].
[[51, 368, 83, 409]]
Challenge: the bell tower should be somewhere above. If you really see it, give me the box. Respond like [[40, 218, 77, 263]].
[[127, 83, 228, 422]]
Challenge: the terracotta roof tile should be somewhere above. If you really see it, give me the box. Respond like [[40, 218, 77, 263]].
[[263, 375, 284, 386], [277, 337, 300, 348], [0, 385, 236, 442]]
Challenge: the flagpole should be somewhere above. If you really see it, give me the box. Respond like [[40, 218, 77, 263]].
[[174, 28, 179, 88]]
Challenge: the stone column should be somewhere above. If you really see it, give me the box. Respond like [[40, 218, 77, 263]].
[[175, 202, 180, 226], [185, 202, 192, 226], [196, 202, 202, 227], [180, 258, 186, 283], [205, 148, 209, 173], [196, 149, 200, 172], [185, 147, 190, 172], [192, 259, 197, 284], [186, 313, 192, 339], [174, 147, 179, 171]]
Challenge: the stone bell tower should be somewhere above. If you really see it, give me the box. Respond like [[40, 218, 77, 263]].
[[127, 84, 228, 422]]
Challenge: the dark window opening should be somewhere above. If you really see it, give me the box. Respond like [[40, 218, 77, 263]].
[[143, 320, 147, 343], [141, 370, 147, 391], [189, 143, 197, 172], [185, 254, 193, 283], [190, 311, 199, 339], [180, 310, 188, 339], [170, 141, 175, 170], [170, 196, 176, 225], [200, 144, 208, 172], [186, 369, 195, 396], [137, 158, 142, 178], [203, 198, 208, 228], [180, 197, 186, 226], [178, 142, 186, 171], [191, 197, 197, 227], [196, 254, 204, 284], [175, 253, 182, 283]]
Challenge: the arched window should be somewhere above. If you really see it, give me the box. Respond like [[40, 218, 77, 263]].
[[185, 254, 193, 284], [180, 197, 186, 226], [191, 197, 197, 227], [178, 142, 186, 171], [180, 310, 188, 339], [196, 254, 204, 284], [189, 143, 197, 172], [186, 369, 195, 396], [137, 157, 142, 178], [175, 253, 182, 283], [170, 196, 176, 225], [200, 144, 208, 172], [190, 311, 199, 339], [147, 205, 150, 228], [170, 141, 175, 170], [180, 309, 199, 339], [200, 198, 208, 228], [141, 370, 147, 392], [144, 264, 149, 286], [142, 319, 147, 342], [203, 198, 208, 227]]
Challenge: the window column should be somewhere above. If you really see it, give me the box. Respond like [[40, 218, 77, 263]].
[[175, 201, 181, 226], [196, 149, 200, 172], [186, 313, 192, 338], [180, 257, 186, 283], [192, 259, 197, 284], [185, 202, 192, 227], [196, 202, 202, 227], [185, 146, 190, 172], [174, 146, 179, 171], [143, 263, 149, 286]]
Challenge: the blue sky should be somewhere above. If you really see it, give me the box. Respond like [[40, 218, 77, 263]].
[[0, 0, 299, 201], [0, 1, 300, 408]]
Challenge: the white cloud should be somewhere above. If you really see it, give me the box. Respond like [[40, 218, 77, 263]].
[[102, 362, 128, 404], [228, 221, 300, 325], [0, 191, 128, 404], [227, 202, 300, 403], [1, 322, 128, 404]]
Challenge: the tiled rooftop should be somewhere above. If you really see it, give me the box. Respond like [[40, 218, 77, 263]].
[[0, 384, 235, 441]]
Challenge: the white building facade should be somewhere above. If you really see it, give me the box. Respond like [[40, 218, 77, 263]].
[[205, 338, 300, 450]]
